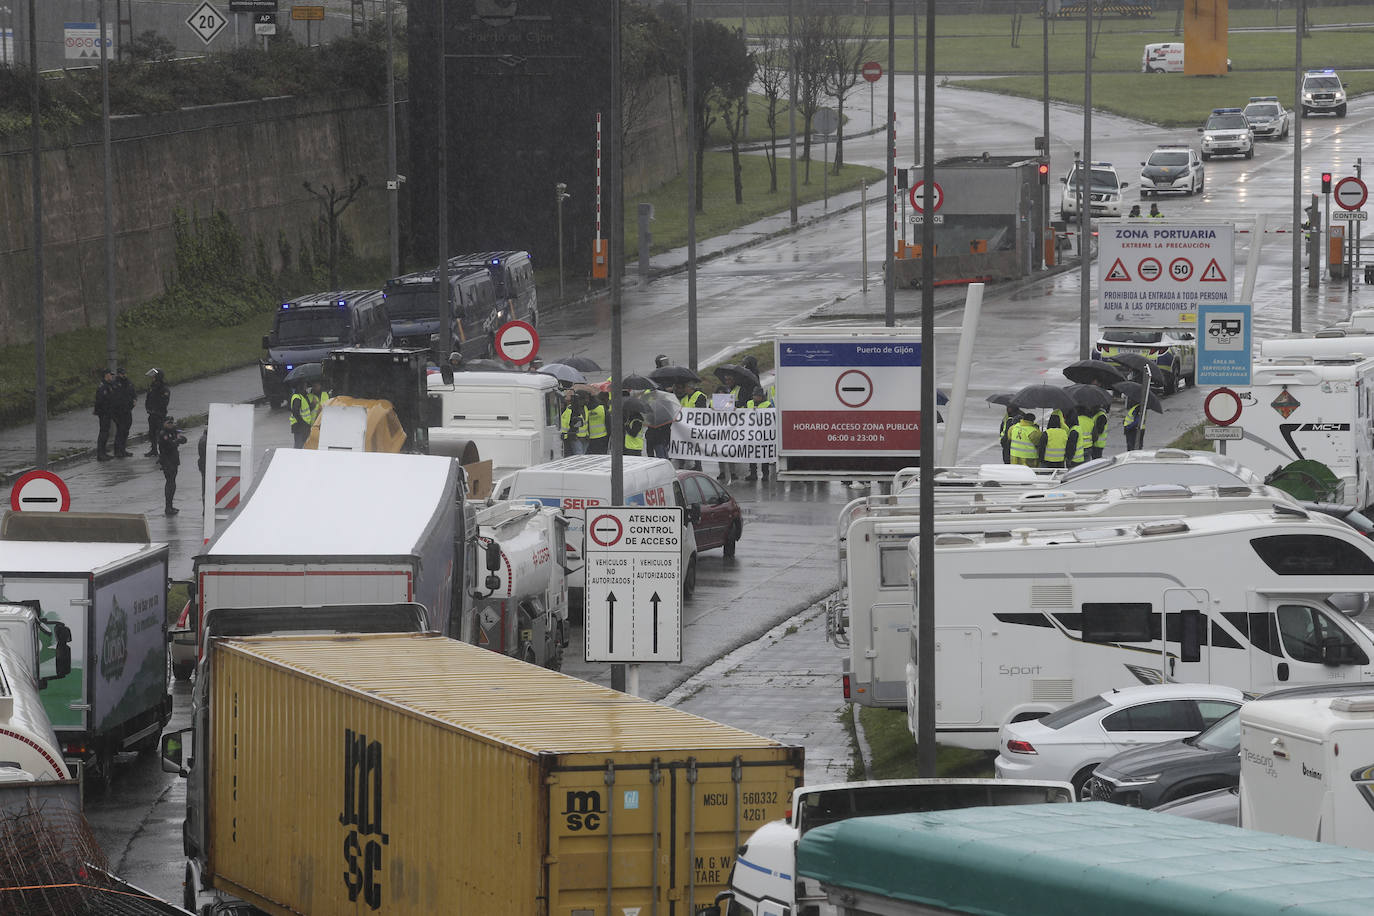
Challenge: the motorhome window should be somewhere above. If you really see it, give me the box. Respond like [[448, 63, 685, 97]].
[[1037, 694, 1110, 729], [275, 310, 347, 343], [1250, 534, 1374, 575], [879, 546, 909, 587], [1102, 700, 1196, 733], [1081, 603, 1153, 643], [1276, 604, 1368, 665]]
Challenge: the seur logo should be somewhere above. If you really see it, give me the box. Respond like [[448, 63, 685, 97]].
[[563, 789, 605, 831], [100, 599, 128, 680], [340, 729, 389, 909]]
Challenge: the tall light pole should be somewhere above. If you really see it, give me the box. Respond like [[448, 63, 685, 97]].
[[686, 0, 698, 370], [916, 0, 936, 780], [385, 0, 398, 278], [788, 0, 797, 225], [437, 0, 452, 363], [29, 0, 46, 466], [1290, 0, 1304, 332], [100, 0, 116, 372], [884, 0, 894, 326], [1078, 0, 1092, 360], [555, 182, 569, 299]]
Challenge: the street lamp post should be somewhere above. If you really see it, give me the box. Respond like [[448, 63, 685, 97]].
[[555, 182, 570, 299]]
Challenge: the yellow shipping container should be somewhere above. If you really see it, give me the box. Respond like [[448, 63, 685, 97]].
[[207, 633, 803, 915]]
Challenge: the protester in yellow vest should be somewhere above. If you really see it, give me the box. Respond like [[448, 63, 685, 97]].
[[1073, 411, 1095, 466], [1008, 415, 1042, 466], [1038, 413, 1077, 470], [289, 381, 321, 449], [1091, 407, 1109, 460], [585, 393, 610, 455], [624, 415, 646, 456], [746, 386, 773, 482]]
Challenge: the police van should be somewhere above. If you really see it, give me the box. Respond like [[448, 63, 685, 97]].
[[449, 250, 539, 327], [259, 289, 391, 408], [493, 455, 699, 604], [383, 263, 500, 360]]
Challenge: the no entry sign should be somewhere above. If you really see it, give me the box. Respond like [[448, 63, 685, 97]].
[[909, 180, 943, 213], [10, 470, 71, 512], [1334, 176, 1368, 212], [494, 320, 539, 365], [862, 61, 883, 83]]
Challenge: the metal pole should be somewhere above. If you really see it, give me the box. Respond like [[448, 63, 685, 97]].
[[100, 0, 116, 372], [29, 0, 46, 466], [788, 0, 797, 225], [556, 183, 567, 300], [861, 181, 868, 292], [884, 0, 894, 327], [1043, 0, 1050, 265], [385, 0, 398, 278], [686, 0, 698, 371], [1078, 0, 1092, 360], [912, 0, 919, 164], [916, 0, 936, 780], [1291, 0, 1303, 331], [437, 1, 452, 362], [609, 0, 626, 695]]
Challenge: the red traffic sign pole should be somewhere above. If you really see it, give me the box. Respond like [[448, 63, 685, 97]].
[[861, 61, 882, 129], [1334, 176, 1368, 212]]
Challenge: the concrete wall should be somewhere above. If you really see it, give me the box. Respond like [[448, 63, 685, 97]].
[[0, 92, 395, 346]]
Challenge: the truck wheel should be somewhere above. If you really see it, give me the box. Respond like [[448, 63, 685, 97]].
[[683, 556, 697, 599], [1337, 104, 1347, 118], [723, 523, 740, 558]]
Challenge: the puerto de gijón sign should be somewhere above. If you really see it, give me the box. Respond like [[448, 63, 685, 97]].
[[1098, 222, 1234, 328], [774, 335, 922, 457]]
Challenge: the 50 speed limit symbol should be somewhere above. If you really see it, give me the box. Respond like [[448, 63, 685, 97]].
[[1169, 258, 1193, 282]]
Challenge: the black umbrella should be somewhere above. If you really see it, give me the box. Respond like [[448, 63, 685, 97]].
[[642, 390, 680, 427], [1106, 353, 1154, 378], [558, 355, 602, 373], [1113, 381, 1164, 413], [936, 388, 949, 406], [537, 363, 588, 385], [284, 362, 323, 384], [619, 373, 660, 391], [623, 396, 650, 418], [986, 392, 1017, 407], [1063, 359, 1125, 387], [713, 363, 761, 389], [1065, 384, 1115, 410], [649, 365, 701, 386], [1008, 383, 1078, 412]]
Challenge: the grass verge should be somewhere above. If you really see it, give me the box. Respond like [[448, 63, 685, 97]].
[[860, 706, 995, 780]]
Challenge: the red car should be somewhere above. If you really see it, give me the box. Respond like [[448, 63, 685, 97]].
[[677, 470, 743, 557]]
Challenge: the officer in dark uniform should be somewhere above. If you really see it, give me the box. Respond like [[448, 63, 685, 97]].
[[157, 416, 188, 516], [111, 368, 137, 457], [144, 369, 172, 457], [94, 369, 116, 461]]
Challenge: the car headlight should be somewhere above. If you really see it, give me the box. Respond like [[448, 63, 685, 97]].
[[1336, 91, 1346, 101], [1303, 92, 1314, 101], [1110, 773, 1161, 787]]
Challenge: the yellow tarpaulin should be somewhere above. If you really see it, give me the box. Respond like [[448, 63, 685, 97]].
[[305, 396, 408, 452]]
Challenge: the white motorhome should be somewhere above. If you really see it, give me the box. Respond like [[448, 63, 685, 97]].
[[834, 484, 1306, 710], [427, 370, 563, 478], [893, 448, 1267, 494], [1226, 348, 1374, 510], [905, 506, 1374, 750], [1240, 690, 1374, 851]]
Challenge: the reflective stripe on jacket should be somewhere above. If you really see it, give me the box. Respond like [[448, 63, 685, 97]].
[[1009, 422, 1039, 464]]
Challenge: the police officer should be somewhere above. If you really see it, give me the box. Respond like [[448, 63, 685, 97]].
[[1008, 413, 1042, 466], [655, 354, 672, 369], [1128, 205, 1142, 218], [585, 391, 610, 455], [93, 369, 116, 461], [746, 385, 773, 482], [1090, 406, 1109, 460], [110, 368, 137, 457], [157, 416, 187, 516], [1149, 203, 1164, 218], [144, 369, 171, 457], [560, 390, 589, 456]]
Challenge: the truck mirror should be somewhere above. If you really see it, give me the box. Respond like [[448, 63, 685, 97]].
[[1322, 637, 1353, 667], [261, 335, 271, 350], [485, 541, 503, 572], [161, 727, 192, 777]]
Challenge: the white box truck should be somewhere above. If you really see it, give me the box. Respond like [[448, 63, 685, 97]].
[[0, 539, 170, 784], [195, 448, 470, 644], [1240, 690, 1374, 851], [906, 506, 1374, 750], [833, 483, 1304, 710]]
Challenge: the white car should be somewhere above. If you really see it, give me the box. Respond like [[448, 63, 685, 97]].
[[1243, 96, 1291, 140], [1301, 68, 1346, 118], [1060, 161, 1126, 221], [994, 684, 1243, 794], [1139, 145, 1204, 198], [1198, 108, 1253, 160]]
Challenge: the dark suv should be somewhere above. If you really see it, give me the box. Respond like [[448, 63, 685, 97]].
[[1084, 681, 1374, 808]]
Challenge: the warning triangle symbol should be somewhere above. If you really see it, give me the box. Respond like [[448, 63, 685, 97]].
[[1200, 258, 1228, 282], [1104, 258, 1131, 282]]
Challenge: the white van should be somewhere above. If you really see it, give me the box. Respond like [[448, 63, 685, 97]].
[[1143, 41, 1231, 74], [493, 455, 699, 600]]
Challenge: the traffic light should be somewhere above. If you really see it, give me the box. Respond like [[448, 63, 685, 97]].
[[1037, 162, 1050, 185], [1322, 172, 1333, 194], [896, 167, 909, 190]]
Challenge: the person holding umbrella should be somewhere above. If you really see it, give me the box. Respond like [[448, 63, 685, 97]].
[[998, 407, 1020, 464], [289, 379, 322, 448], [673, 378, 709, 469], [1123, 400, 1146, 451]]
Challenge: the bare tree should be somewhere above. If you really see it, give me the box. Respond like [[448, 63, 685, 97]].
[[819, 12, 876, 175], [303, 175, 366, 289], [794, 10, 829, 184], [755, 28, 788, 194], [713, 37, 756, 205], [621, 2, 680, 171]]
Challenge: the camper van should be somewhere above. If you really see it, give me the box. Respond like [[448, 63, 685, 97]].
[[905, 506, 1374, 750], [1226, 346, 1374, 510], [493, 455, 699, 600], [834, 484, 1308, 710], [1239, 690, 1374, 851]]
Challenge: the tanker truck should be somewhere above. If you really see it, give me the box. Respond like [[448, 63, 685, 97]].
[[467, 500, 570, 669]]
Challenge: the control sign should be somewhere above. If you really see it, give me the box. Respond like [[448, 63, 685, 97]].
[[583, 507, 682, 664], [9, 470, 71, 512], [494, 320, 539, 365], [1098, 222, 1234, 327], [1334, 176, 1368, 212], [909, 181, 943, 213]]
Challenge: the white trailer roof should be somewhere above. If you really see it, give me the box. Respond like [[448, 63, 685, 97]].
[[206, 449, 457, 557], [0, 540, 166, 575]]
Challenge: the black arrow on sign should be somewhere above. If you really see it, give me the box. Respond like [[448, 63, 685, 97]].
[[650, 592, 661, 654], [606, 591, 617, 653]]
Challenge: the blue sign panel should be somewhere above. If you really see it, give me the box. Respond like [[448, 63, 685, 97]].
[[1196, 303, 1252, 386]]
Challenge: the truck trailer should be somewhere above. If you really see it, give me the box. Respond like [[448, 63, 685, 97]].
[[165, 632, 801, 915], [195, 448, 470, 642], [469, 499, 569, 669], [0, 539, 170, 783]]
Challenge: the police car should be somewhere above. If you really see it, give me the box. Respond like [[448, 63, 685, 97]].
[[1060, 161, 1126, 221], [1242, 96, 1291, 139], [1198, 108, 1253, 160], [1093, 327, 1197, 395], [1139, 145, 1204, 197], [1301, 69, 1347, 118]]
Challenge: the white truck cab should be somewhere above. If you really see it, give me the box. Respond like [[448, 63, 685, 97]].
[[427, 370, 563, 478]]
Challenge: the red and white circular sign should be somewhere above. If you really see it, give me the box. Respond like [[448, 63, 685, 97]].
[[1204, 387, 1243, 427], [588, 513, 624, 548], [861, 61, 883, 83], [494, 320, 539, 365], [909, 180, 944, 214], [1334, 176, 1368, 212], [10, 469, 71, 512]]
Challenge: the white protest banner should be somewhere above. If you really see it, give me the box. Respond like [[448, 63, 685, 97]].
[[669, 408, 778, 462]]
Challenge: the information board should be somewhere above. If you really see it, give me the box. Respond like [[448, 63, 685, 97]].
[[1098, 222, 1234, 328], [583, 507, 682, 664]]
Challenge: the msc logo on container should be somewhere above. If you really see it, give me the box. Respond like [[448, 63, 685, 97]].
[[340, 728, 389, 909], [562, 789, 606, 831]]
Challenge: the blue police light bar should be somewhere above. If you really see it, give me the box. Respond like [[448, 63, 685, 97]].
[[1248, 96, 1278, 102], [336, 299, 347, 308], [1212, 107, 1242, 113], [281, 302, 291, 309]]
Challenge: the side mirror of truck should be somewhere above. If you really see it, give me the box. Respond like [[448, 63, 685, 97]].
[[161, 727, 192, 777], [261, 334, 272, 350], [53, 623, 72, 680], [1322, 637, 1356, 667]]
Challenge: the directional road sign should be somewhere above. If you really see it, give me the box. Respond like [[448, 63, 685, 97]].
[[187, 1, 228, 44], [494, 319, 539, 365], [9, 470, 71, 512], [1334, 176, 1368, 211], [583, 506, 683, 663]]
